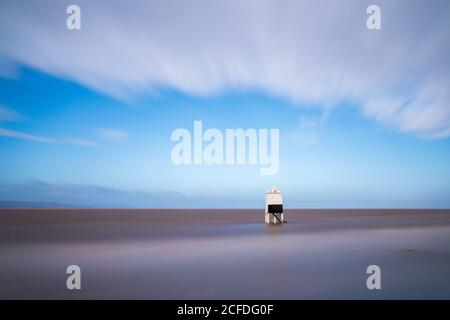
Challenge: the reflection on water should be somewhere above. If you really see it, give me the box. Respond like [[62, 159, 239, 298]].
[[1, 223, 450, 299]]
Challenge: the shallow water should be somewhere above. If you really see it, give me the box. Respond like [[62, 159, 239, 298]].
[[1, 209, 450, 299]]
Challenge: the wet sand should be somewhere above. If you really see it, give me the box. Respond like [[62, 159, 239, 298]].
[[0, 209, 450, 299]]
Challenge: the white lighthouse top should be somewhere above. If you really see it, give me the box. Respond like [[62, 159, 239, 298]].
[[265, 185, 282, 194]]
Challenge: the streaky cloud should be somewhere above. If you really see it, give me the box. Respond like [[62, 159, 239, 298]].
[[0, 127, 99, 147], [96, 128, 128, 142], [0, 105, 26, 122], [66, 137, 99, 147], [0, 0, 449, 137], [0, 127, 55, 143]]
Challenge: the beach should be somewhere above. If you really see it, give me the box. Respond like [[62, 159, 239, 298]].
[[0, 209, 449, 299]]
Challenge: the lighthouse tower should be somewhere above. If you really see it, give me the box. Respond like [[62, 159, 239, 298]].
[[264, 186, 285, 224]]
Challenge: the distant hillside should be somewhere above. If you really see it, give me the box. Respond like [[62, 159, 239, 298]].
[[0, 201, 81, 208]]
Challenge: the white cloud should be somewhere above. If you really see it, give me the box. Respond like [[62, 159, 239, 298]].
[[0, 128, 55, 143], [0, 127, 99, 147], [0, 107, 100, 146], [0, 53, 18, 79], [291, 131, 320, 146], [96, 128, 128, 142], [0, 105, 26, 122], [0, 0, 449, 137], [299, 117, 319, 129], [66, 138, 99, 147], [364, 83, 450, 138]]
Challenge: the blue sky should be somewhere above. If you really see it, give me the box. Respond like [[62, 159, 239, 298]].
[[0, 0, 449, 208]]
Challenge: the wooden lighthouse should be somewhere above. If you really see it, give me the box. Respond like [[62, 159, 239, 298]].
[[264, 186, 285, 224]]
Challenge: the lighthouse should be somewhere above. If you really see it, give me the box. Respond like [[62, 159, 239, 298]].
[[264, 186, 285, 224]]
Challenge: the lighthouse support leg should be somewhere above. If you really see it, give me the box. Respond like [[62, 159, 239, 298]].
[[272, 212, 284, 224]]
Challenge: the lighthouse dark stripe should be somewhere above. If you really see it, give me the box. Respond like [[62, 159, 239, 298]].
[[268, 204, 283, 213]]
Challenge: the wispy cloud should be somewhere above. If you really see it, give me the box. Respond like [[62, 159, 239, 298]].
[[66, 137, 99, 147], [0, 105, 26, 122], [299, 117, 319, 129], [364, 83, 450, 139], [0, 53, 18, 79], [0, 127, 99, 147], [294, 115, 323, 146], [0, 0, 449, 137], [0, 128, 55, 143], [291, 131, 320, 146], [0, 106, 102, 147], [96, 128, 128, 142]]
